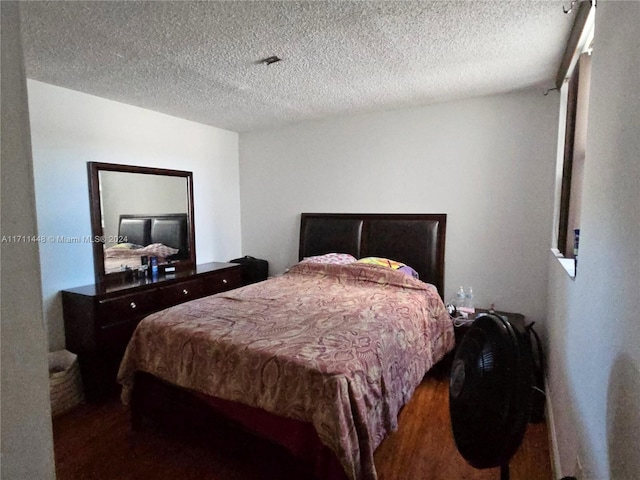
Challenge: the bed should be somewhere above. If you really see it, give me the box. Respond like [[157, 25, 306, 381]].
[[103, 213, 188, 273], [117, 213, 454, 480]]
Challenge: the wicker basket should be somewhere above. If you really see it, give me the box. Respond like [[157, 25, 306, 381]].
[[49, 350, 84, 416]]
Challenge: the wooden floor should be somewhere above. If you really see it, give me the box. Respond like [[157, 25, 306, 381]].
[[53, 373, 552, 480]]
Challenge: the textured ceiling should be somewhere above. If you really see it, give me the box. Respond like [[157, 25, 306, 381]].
[[19, 1, 575, 133]]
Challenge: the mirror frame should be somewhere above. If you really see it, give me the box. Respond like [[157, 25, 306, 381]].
[[88, 162, 196, 284]]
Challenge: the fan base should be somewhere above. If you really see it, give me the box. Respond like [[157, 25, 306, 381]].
[[501, 463, 509, 480]]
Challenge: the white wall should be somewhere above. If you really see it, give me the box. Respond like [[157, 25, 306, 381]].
[[240, 90, 558, 327], [546, 3, 640, 479], [27, 80, 243, 350], [0, 2, 55, 478]]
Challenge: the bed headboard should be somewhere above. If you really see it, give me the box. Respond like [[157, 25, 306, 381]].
[[118, 213, 189, 260], [299, 213, 447, 298]]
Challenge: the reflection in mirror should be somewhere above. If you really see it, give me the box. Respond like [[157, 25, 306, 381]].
[[100, 171, 188, 273], [100, 171, 187, 247], [88, 162, 195, 283]]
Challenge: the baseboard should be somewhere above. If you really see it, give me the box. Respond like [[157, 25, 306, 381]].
[[545, 375, 563, 479]]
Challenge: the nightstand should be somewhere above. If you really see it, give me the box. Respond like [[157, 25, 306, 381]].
[[453, 308, 525, 348]]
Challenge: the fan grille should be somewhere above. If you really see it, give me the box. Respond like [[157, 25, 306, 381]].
[[449, 314, 534, 469]]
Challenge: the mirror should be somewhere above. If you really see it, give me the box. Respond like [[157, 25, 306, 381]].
[[88, 162, 196, 283]]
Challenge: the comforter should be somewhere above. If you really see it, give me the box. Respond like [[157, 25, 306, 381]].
[[118, 261, 454, 480]]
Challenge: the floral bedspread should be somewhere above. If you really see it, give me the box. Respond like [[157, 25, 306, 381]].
[[118, 262, 454, 480]]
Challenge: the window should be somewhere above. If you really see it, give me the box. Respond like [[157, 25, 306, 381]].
[[552, 0, 596, 276]]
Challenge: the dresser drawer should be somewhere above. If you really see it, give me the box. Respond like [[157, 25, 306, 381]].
[[97, 290, 159, 326], [159, 277, 210, 307], [97, 317, 140, 349], [201, 268, 242, 296], [158, 269, 242, 308]]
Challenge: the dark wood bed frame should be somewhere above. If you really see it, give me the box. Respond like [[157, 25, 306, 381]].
[[130, 213, 448, 479]]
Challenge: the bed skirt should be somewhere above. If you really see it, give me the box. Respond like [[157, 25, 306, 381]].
[[131, 372, 349, 480]]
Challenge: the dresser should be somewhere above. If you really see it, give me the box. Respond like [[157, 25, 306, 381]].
[[62, 262, 242, 401]]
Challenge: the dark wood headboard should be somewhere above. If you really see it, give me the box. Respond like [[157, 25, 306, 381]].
[[299, 213, 447, 298]]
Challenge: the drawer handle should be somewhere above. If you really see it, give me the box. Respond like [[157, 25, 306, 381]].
[[183, 289, 189, 295], [130, 302, 137, 309], [222, 279, 228, 284]]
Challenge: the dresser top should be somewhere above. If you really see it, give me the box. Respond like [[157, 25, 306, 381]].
[[63, 262, 240, 297]]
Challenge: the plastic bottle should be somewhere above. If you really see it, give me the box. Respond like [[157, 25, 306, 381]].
[[455, 286, 466, 308], [150, 256, 159, 277], [465, 287, 474, 310]]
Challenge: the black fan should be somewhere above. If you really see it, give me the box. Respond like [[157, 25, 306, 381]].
[[449, 314, 534, 480]]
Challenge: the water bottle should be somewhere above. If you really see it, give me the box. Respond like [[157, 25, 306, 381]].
[[150, 256, 159, 277], [465, 287, 474, 310], [455, 286, 466, 308]]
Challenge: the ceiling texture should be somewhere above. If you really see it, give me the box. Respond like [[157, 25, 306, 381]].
[[19, 1, 576, 133]]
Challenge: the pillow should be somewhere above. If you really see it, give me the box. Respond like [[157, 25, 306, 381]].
[[300, 253, 357, 265], [357, 257, 405, 269], [397, 265, 420, 279], [137, 243, 179, 258], [109, 242, 143, 250], [357, 257, 419, 279]]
